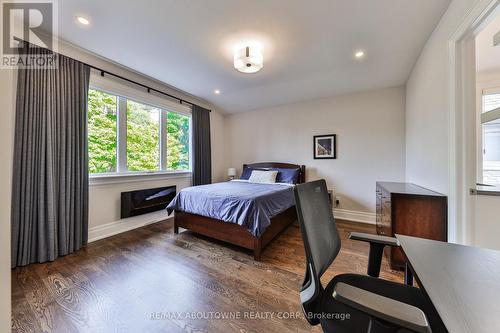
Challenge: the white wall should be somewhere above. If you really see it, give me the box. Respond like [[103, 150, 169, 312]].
[[473, 195, 500, 250], [0, 69, 15, 332], [211, 109, 227, 182], [405, 0, 481, 195], [225, 87, 406, 216]]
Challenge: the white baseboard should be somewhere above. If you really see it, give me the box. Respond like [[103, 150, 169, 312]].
[[88, 208, 375, 243], [88, 210, 171, 243], [333, 208, 376, 225]]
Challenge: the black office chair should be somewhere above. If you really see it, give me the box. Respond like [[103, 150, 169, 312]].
[[294, 180, 446, 333]]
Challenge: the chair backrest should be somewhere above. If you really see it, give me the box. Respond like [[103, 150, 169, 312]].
[[294, 180, 341, 322]]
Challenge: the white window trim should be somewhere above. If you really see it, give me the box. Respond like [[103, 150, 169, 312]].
[[88, 71, 192, 178], [482, 86, 500, 95], [160, 109, 168, 170], [89, 171, 191, 186], [117, 95, 127, 173]]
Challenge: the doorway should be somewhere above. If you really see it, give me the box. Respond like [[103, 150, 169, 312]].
[[449, 0, 500, 250]]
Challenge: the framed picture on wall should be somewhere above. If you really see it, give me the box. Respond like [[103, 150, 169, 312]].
[[313, 134, 336, 159]]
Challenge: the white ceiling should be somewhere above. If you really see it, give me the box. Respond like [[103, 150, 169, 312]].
[[477, 10, 500, 73], [57, 0, 450, 113]]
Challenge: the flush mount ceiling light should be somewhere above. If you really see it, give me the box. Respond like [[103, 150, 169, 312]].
[[234, 46, 263, 74], [214, 89, 221, 95], [76, 16, 90, 25], [354, 50, 365, 59]]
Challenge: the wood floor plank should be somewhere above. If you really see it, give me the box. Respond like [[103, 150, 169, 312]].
[[11, 295, 43, 333], [12, 219, 403, 332]]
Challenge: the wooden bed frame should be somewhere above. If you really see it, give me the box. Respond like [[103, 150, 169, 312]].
[[174, 162, 306, 260]]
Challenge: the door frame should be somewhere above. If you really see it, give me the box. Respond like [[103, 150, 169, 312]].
[[448, 0, 500, 244]]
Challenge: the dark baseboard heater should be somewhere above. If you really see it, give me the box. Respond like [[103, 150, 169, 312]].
[[121, 186, 176, 219]]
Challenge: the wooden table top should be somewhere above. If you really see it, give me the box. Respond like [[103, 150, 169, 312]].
[[397, 235, 500, 333]]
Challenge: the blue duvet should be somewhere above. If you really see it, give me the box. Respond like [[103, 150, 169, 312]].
[[166, 180, 295, 237]]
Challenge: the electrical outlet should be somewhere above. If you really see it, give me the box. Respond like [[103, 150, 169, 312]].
[[335, 196, 341, 208]]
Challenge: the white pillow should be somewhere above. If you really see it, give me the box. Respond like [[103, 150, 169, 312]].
[[248, 170, 278, 184]]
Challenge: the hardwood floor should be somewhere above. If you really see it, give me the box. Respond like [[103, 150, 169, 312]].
[[12, 219, 403, 333]]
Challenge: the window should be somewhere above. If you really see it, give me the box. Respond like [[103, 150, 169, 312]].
[[480, 92, 500, 185], [167, 112, 190, 170], [483, 93, 500, 112], [87, 87, 191, 175], [88, 90, 118, 174], [126, 100, 160, 172]]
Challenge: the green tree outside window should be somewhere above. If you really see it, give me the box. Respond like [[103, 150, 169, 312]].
[[88, 89, 190, 174], [126, 100, 160, 171], [87, 89, 117, 174], [167, 112, 190, 170]]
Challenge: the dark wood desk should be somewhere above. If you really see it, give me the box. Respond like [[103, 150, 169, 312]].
[[397, 235, 500, 333]]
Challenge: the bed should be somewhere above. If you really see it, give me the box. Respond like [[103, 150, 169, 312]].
[[167, 162, 305, 260]]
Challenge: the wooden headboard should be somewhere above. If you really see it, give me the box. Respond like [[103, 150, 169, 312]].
[[242, 162, 306, 184]]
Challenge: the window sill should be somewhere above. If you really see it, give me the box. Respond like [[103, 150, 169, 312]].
[[89, 171, 192, 186], [470, 184, 500, 196]]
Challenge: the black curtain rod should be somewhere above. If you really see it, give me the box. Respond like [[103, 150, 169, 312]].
[[90, 66, 198, 108], [14, 37, 211, 112]]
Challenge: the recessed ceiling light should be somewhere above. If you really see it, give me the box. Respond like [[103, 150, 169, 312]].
[[76, 16, 90, 25], [214, 89, 221, 95], [355, 50, 365, 58]]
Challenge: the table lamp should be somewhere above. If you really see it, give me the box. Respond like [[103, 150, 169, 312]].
[[227, 168, 236, 180]]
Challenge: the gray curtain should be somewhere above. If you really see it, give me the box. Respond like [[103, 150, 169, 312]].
[[192, 105, 212, 185], [11, 46, 90, 267]]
